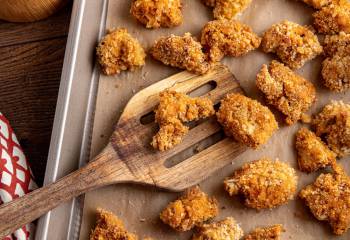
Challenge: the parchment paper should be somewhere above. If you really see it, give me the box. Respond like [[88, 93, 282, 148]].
[[79, 0, 350, 239]]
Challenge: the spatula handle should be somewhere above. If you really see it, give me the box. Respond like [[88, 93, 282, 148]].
[[0, 144, 133, 238]]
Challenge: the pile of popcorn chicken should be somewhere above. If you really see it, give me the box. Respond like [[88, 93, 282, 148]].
[[92, 0, 350, 239]]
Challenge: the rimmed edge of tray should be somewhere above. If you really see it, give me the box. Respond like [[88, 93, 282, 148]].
[[35, 0, 108, 239]]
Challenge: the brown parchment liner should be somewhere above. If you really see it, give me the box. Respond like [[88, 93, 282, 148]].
[[79, 0, 350, 239]]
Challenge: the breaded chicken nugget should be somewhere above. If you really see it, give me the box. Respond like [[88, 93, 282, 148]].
[[299, 0, 339, 9], [323, 32, 350, 56], [202, 0, 216, 7], [152, 90, 215, 151], [160, 186, 219, 231], [321, 32, 350, 91], [151, 33, 211, 74], [217, 93, 278, 148], [312, 101, 350, 157], [192, 217, 244, 240], [261, 20, 322, 69], [90, 208, 137, 240], [130, 0, 183, 28], [224, 158, 298, 209], [313, 2, 350, 34], [322, 54, 350, 92], [96, 28, 146, 75], [299, 169, 350, 235], [322, 32, 350, 92], [201, 19, 261, 62], [244, 224, 284, 240], [295, 128, 337, 173], [256, 61, 316, 125], [213, 0, 252, 20]]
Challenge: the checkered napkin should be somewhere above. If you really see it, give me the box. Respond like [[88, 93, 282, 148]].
[[0, 113, 37, 240]]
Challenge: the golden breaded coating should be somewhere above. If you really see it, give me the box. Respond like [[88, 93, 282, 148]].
[[154, 91, 215, 124], [261, 20, 323, 69], [322, 54, 350, 92], [322, 32, 350, 92], [152, 90, 215, 151], [256, 61, 316, 125], [295, 128, 336, 173], [96, 28, 146, 75], [323, 32, 350, 56], [312, 101, 350, 157], [244, 224, 284, 240], [202, 0, 216, 7], [299, 170, 350, 235], [217, 93, 278, 148], [90, 208, 138, 240], [213, 0, 252, 20], [313, 2, 350, 34], [152, 119, 189, 151], [299, 0, 339, 9], [192, 217, 244, 240], [160, 186, 219, 231], [130, 0, 183, 28], [201, 19, 261, 62], [150, 33, 211, 74], [224, 158, 298, 209]]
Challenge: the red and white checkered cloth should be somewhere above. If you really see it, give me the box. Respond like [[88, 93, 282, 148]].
[[0, 113, 37, 240]]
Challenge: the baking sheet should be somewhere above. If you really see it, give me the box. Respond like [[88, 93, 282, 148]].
[[79, 0, 350, 239], [35, 1, 109, 239]]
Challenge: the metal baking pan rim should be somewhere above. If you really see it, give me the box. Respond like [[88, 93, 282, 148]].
[[35, 0, 108, 239]]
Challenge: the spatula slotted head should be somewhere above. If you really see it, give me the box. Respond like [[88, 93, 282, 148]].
[[111, 64, 246, 191]]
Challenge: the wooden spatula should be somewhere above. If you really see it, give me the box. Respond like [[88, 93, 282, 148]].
[[0, 64, 246, 238]]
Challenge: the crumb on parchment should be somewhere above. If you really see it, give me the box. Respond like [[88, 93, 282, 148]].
[[90, 208, 138, 240], [224, 158, 298, 209], [200, 19, 261, 62], [295, 128, 337, 173], [152, 90, 215, 151], [313, 1, 350, 34], [256, 60, 316, 125], [261, 20, 322, 69], [192, 217, 244, 240], [217, 93, 278, 148], [160, 186, 219, 231], [299, 168, 350, 235], [213, 0, 252, 20], [301, 113, 312, 123], [150, 33, 212, 74], [202, 0, 217, 7], [130, 0, 183, 28], [312, 101, 350, 157], [299, 0, 341, 9], [96, 28, 146, 75], [244, 224, 285, 240]]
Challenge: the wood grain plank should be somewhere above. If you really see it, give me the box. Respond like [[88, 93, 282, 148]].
[[0, 37, 67, 185], [0, 4, 71, 48]]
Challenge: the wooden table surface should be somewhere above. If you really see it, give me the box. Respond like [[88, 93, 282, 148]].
[[0, 5, 72, 186]]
